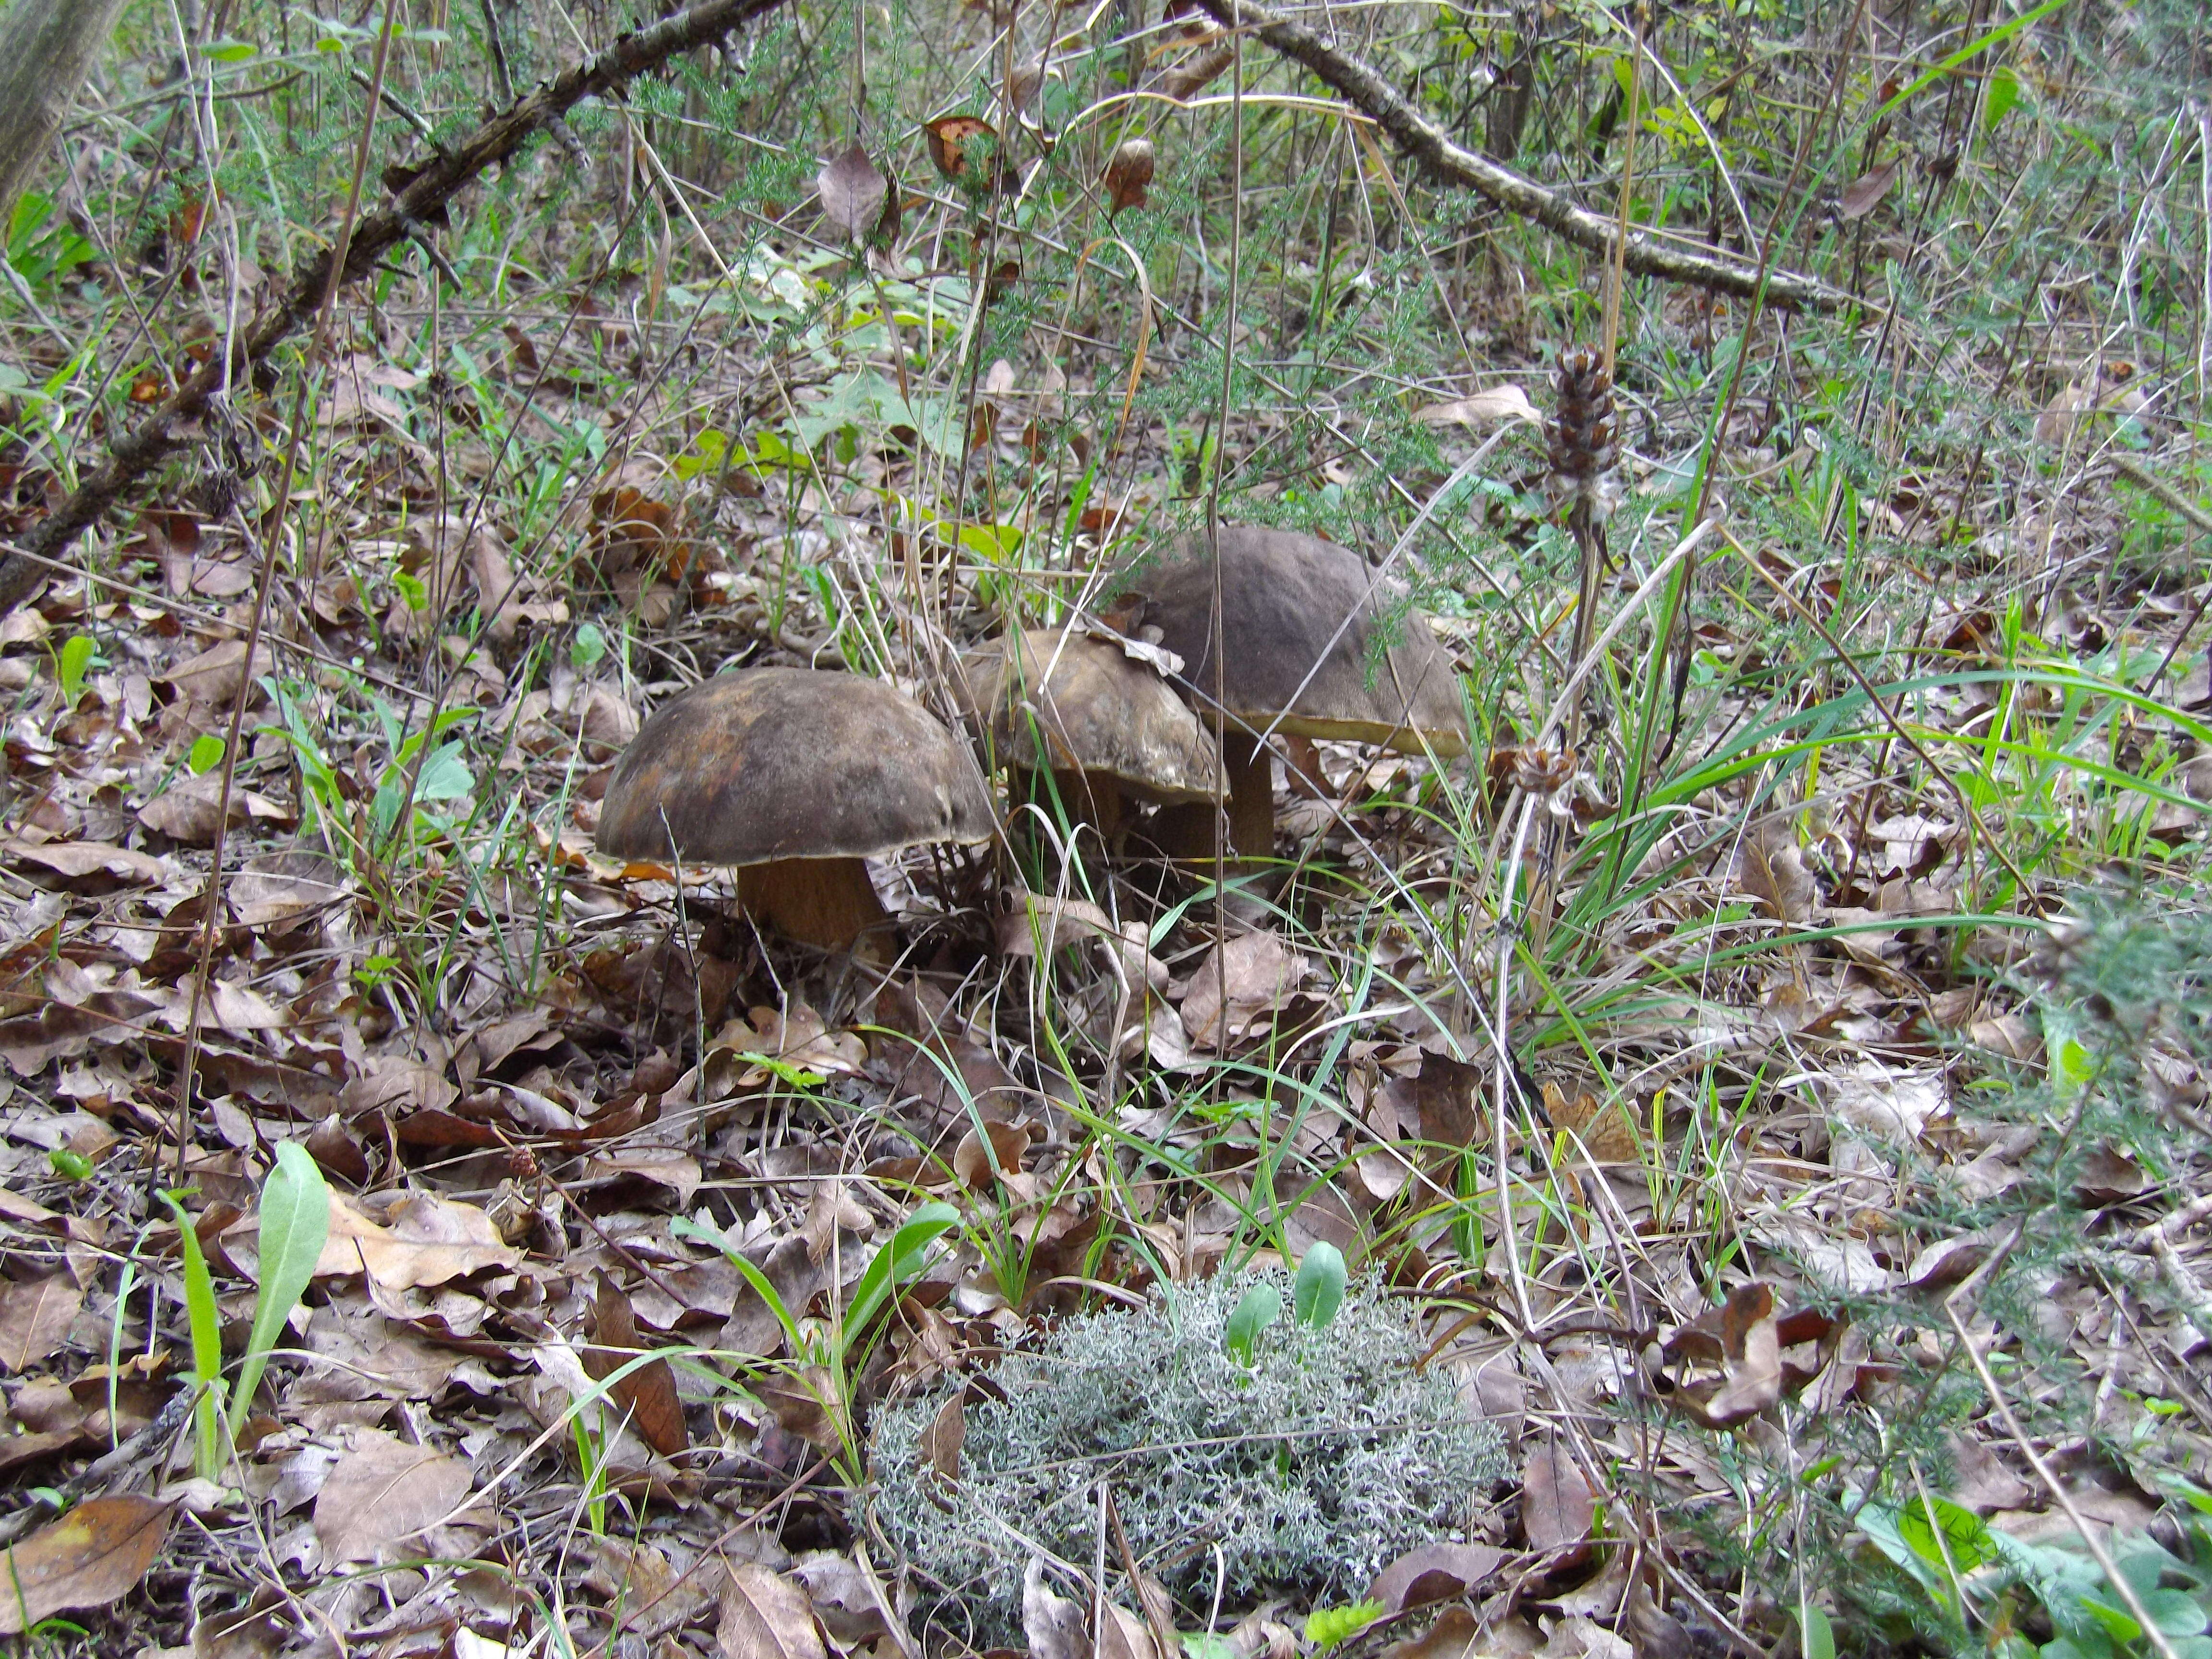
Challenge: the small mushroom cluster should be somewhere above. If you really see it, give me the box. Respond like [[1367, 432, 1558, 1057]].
[[592, 527, 1468, 956]]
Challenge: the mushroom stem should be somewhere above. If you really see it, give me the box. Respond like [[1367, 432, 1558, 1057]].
[[736, 857, 891, 953], [1223, 736, 1275, 858], [1010, 767, 1124, 850]]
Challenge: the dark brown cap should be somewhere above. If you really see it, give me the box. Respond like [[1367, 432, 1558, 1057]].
[[1124, 526, 1468, 756], [596, 668, 997, 866], [970, 629, 1223, 802]]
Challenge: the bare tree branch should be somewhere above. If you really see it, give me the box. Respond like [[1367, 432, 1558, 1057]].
[[1185, 0, 1855, 314], [0, 0, 790, 617]]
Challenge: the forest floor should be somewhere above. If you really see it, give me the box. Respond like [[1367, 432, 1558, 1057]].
[[0, 3, 2210, 1658]]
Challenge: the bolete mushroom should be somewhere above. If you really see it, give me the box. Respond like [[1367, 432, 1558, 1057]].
[[966, 627, 1223, 847], [596, 668, 996, 951], [1124, 526, 1469, 857]]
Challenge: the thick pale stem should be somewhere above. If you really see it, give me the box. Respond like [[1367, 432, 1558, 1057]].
[[1223, 738, 1274, 858], [738, 857, 891, 953]]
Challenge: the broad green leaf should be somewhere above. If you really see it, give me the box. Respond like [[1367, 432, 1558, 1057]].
[[188, 733, 226, 774], [1899, 1492, 1997, 1575], [229, 1143, 329, 1436], [57, 634, 92, 704], [1984, 64, 2021, 131], [1292, 1243, 1346, 1329], [844, 1202, 960, 1336], [1798, 1605, 1834, 1659], [2138, 1587, 2210, 1636], [1223, 1283, 1280, 1364], [570, 622, 607, 672]]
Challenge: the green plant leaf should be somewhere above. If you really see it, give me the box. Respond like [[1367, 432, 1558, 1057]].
[[187, 733, 226, 774], [671, 1216, 804, 1355], [1292, 1243, 1346, 1329], [1984, 64, 2021, 131], [228, 1143, 329, 1437], [1898, 1491, 1998, 1575], [1798, 1605, 1834, 1659], [2129, 1587, 2210, 1636], [47, 1148, 92, 1181], [570, 622, 607, 672], [157, 1191, 226, 1480], [1875, 0, 2072, 119], [1305, 1599, 1383, 1652], [844, 1202, 960, 1337], [1223, 1283, 1280, 1364], [56, 634, 92, 704]]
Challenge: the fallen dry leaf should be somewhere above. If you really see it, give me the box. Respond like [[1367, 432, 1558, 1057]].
[[0, 1274, 84, 1373], [138, 773, 284, 845], [1839, 156, 1903, 219], [161, 639, 272, 706], [1370, 1542, 1506, 1611], [1694, 1282, 1784, 1427], [1098, 1600, 1159, 1659], [921, 1388, 965, 1488], [1541, 1082, 1642, 1165], [306, 1192, 522, 1292], [718, 1563, 828, 1659], [1104, 137, 1156, 212], [1521, 1434, 1594, 1553], [2, 841, 172, 884], [817, 144, 890, 241], [0, 1495, 174, 1635], [1020, 1556, 1091, 1659], [312, 1429, 473, 1565], [1179, 930, 1309, 1049], [583, 1278, 689, 1459], [1415, 385, 1544, 429], [585, 1536, 723, 1638]]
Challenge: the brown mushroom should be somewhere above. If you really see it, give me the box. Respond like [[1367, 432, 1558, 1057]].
[[1124, 526, 1468, 857], [967, 628, 1223, 847], [596, 668, 996, 951]]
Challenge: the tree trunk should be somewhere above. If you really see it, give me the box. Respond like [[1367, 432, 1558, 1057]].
[[0, 0, 131, 226]]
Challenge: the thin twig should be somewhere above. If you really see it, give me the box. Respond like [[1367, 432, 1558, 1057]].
[[1183, 0, 1852, 312]]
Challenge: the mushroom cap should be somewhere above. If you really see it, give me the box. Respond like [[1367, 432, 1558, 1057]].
[[1123, 526, 1469, 757], [970, 629, 1224, 803], [596, 668, 997, 866]]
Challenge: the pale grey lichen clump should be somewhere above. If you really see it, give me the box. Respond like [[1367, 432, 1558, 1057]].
[[867, 1272, 1505, 1645]]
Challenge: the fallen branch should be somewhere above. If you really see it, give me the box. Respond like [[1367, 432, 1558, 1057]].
[[1186, 0, 1854, 314], [0, 0, 789, 618]]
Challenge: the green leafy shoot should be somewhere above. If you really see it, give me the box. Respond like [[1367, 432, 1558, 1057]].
[[1292, 1243, 1347, 1329], [842, 1201, 960, 1338], [156, 1190, 227, 1480], [54, 634, 93, 706], [1223, 1282, 1281, 1364], [228, 1142, 330, 1438], [1305, 1599, 1384, 1652]]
